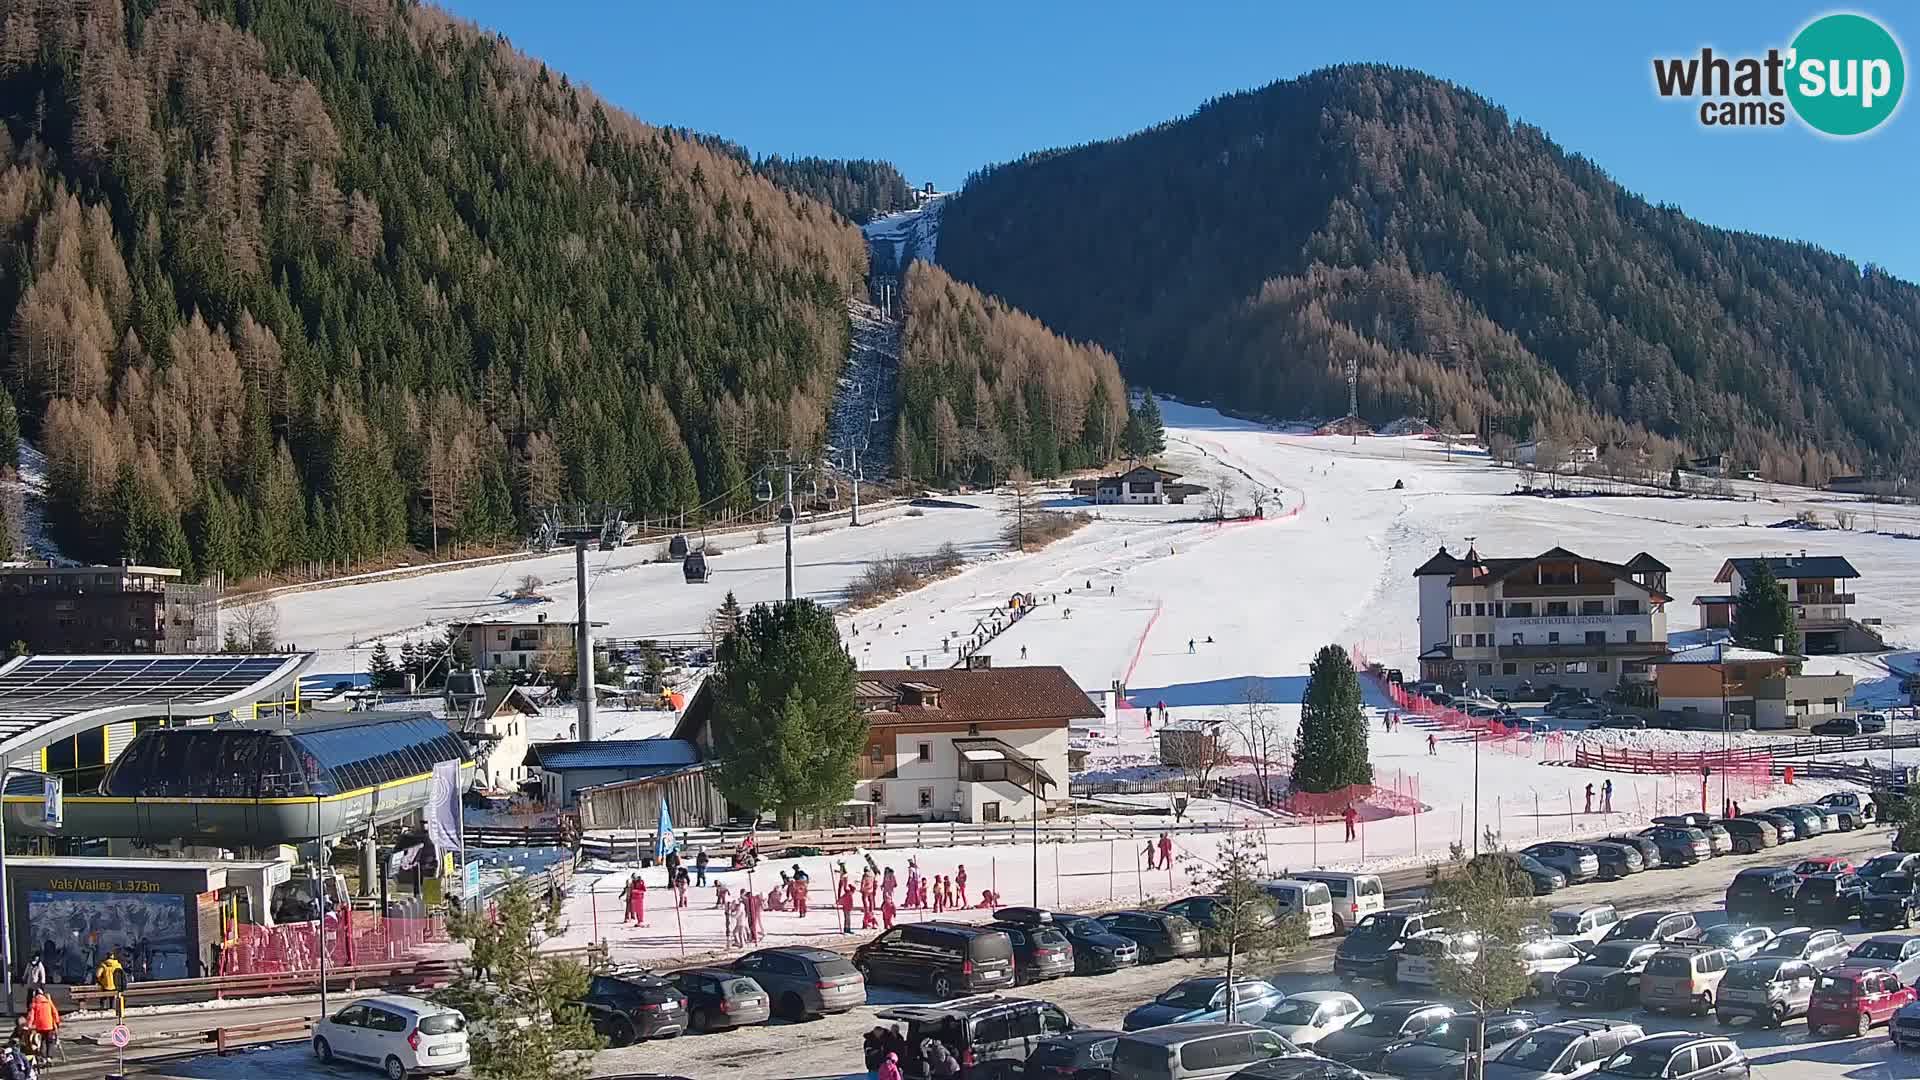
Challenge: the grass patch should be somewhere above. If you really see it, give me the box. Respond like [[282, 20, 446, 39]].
[[1005, 510, 1091, 552], [845, 543, 966, 609]]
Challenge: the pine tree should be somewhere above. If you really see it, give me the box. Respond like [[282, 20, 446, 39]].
[[1292, 644, 1372, 793], [1432, 854, 1543, 1078], [112, 465, 162, 565], [437, 878, 602, 1080], [399, 640, 419, 684], [369, 640, 397, 690], [1732, 561, 1799, 654], [1137, 392, 1166, 456], [0, 387, 18, 472], [707, 599, 865, 824], [1182, 833, 1308, 992], [156, 512, 195, 577]]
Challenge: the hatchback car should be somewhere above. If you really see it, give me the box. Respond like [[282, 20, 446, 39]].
[[1596, 1033, 1748, 1079], [1807, 966, 1916, 1035], [1648, 817, 1729, 857], [1638, 947, 1734, 1016], [313, 996, 469, 1080], [1523, 843, 1599, 884], [1712, 818, 1773, 855], [1714, 957, 1818, 1027], [1603, 911, 1698, 946], [1843, 935, 1920, 985], [572, 972, 687, 1045], [667, 968, 769, 1032], [1098, 910, 1203, 962], [1812, 716, 1866, 736], [1638, 826, 1708, 866], [730, 946, 866, 1020], [995, 910, 1142, 974], [1772, 805, 1825, 839], [1251, 991, 1362, 1048], [1605, 835, 1664, 871], [1698, 925, 1773, 961], [1374, 1011, 1539, 1079], [1739, 810, 1796, 843], [1756, 927, 1851, 971], [1587, 841, 1643, 881], [1162, 894, 1278, 953], [1482, 1019, 1645, 1080], [992, 922, 1076, 984], [1123, 978, 1286, 1031], [1314, 1001, 1456, 1068]]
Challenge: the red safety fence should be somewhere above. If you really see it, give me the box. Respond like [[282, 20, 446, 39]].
[[1218, 768, 1422, 822], [217, 914, 446, 976], [1572, 743, 1775, 777]]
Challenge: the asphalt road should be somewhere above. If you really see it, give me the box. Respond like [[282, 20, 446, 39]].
[[589, 824, 1918, 1080]]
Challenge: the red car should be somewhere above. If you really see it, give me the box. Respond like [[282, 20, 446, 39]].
[[1807, 966, 1915, 1035], [1795, 856, 1856, 879]]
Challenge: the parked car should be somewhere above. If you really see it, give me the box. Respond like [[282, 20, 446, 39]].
[[1725, 868, 1799, 921], [1807, 966, 1917, 1035], [1251, 991, 1363, 1048], [1097, 910, 1203, 962], [1262, 880, 1336, 938], [1559, 703, 1606, 722], [1024, 1029, 1122, 1080], [1481, 1019, 1645, 1080], [1798, 805, 1844, 833], [1741, 810, 1797, 843], [1110, 1022, 1298, 1080], [1638, 826, 1709, 865], [1864, 874, 1920, 930], [1518, 938, 1585, 996], [1712, 818, 1773, 854], [1756, 927, 1852, 970], [1595, 1033, 1748, 1079], [1163, 895, 1277, 951], [730, 947, 866, 1020], [1313, 1001, 1456, 1068], [1123, 978, 1287, 1031], [1553, 941, 1663, 1010], [1547, 691, 1593, 714], [1843, 935, 1920, 985], [1817, 791, 1877, 823], [1395, 933, 1479, 989], [1893, 999, 1920, 1050], [1468, 852, 1565, 896], [1334, 910, 1460, 982], [1813, 716, 1867, 736], [995, 910, 1142, 974], [1604, 835, 1663, 871], [1292, 872, 1387, 933], [1587, 841, 1643, 880], [572, 973, 688, 1045], [1715, 957, 1818, 1027], [1374, 1012, 1539, 1079], [992, 922, 1076, 984], [1656, 817, 1731, 856], [1861, 853, 1920, 882], [1602, 910, 1699, 945], [1772, 805, 1826, 839], [854, 922, 1014, 998], [313, 995, 470, 1080], [1639, 947, 1735, 1016], [1795, 873, 1867, 925], [1549, 904, 1620, 945], [1523, 843, 1599, 884], [1230, 1059, 1374, 1080], [667, 968, 770, 1032], [1858, 713, 1889, 733], [880, 995, 1074, 1077], [1698, 924, 1774, 961]]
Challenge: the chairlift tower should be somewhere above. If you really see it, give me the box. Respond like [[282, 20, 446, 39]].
[[545, 504, 627, 744], [759, 454, 806, 602]]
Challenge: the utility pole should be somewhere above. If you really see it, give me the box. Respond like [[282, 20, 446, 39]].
[[783, 468, 795, 602], [849, 444, 862, 527], [549, 506, 627, 744]]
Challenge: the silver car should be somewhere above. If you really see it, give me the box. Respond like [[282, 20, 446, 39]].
[[1699, 924, 1774, 960], [730, 947, 866, 1019], [1715, 957, 1817, 1026]]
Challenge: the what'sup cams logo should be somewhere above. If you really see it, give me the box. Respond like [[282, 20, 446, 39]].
[[1653, 12, 1906, 136]]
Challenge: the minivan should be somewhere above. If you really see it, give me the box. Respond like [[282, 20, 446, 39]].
[[1263, 880, 1335, 938], [878, 995, 1075, 1075], [1714, 957, 1817, 1026], [1109, 1022, 1300, 1080], [853, 922, 1014, 999], [1638, 947, 1734, 1016], [1549, 904, 1619, 945], [1293, 871, 1385, 933]]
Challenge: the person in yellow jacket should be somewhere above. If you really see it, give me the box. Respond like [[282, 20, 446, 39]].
[[95, 953, 126, 1020]]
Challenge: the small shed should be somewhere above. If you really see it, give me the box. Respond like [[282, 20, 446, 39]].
[[1157, 718, 1226, 768], [525, 738, 721, 815]]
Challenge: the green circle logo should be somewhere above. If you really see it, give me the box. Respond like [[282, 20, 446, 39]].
[[1787, 13, 1906, 136]]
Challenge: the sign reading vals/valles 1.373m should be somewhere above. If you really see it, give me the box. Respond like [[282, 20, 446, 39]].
[[1653, 12, 1906, 135]]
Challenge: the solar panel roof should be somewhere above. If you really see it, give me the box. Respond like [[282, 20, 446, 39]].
[[0, 653, 312, 748]]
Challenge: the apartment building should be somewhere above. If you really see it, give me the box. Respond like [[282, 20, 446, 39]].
[[1695, 553, 1882, 654], [0, 563, 220, 654]]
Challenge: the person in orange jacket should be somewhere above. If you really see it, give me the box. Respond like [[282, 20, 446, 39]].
[[26, 988, 59, 1061]]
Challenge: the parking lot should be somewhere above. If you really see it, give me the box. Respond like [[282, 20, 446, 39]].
[[589, 823, 1917, 1079]]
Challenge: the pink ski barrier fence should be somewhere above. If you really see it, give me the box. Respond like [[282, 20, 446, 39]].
[[1350, 646, 1556, 758], [215, 914, 446, 976], [1218, 768, 1422, 823]]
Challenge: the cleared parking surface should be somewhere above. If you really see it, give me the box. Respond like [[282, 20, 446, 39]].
[[590, 824, 1916, 1079]]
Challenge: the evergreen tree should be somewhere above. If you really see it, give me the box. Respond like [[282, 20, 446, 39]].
[[437, 878, 601, 1080], [156, 513, 195, 578], [1432, 854, 1543, 1079], [707, 600, 865, 824], [1670, 463, 1684, 490], [1136, 392, 1166, 456], [1292, 644, 1372, 793], [368, 641, 398, 690], [399, 641, 419, 683], [112, 465, 163, 565], [0, 387, 18, 472], [1182, 833, 1308, 992], [1732, 561, 1800, 654]]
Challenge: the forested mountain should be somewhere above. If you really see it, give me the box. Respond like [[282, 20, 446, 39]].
[[0, 0, 874, 580], [750, 156, 915, 225], [939, 64, 1920, 480], [893, 260, 1125, 486]]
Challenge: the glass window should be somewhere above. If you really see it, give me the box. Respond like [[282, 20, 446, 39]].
[[366, 1008, 408, 1033], [1503, 663, 1517, 675]]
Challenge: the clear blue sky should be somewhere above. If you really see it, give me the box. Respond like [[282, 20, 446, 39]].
[[443, 2, 1916, 283]]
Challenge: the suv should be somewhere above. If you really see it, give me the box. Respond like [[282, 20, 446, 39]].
[[1334, 910, 1459, 982], [1549, 904, 1620, 945], [1757, 927, 1851, 970], [1817, 791, 1877, 824], [1739, 810, 1796, 843], [1863, 874, 1920, 930], [1097, 910, 1202, 962], [1597, 1033, 1747, 1079], [1110, 1022, 1299, 1080], [1862, 853, 1920, 882], [995, 909, 1142, 974], [1638, 947, 1734, 1016], [1655, 816, 1731, 856], [1482, 1019, 1644, 1080], [855, 922, 1015, 998], [1375, 1011, 1539, 1078], [313, 995, 469, 1079], [571, 973, 687, 1045], [668, 968, 769, 1032], [1638, 826, 1709, 866], [1794, 872, 1866, 925], [731, 947, 867, 1020], [1605, 834, 1664, 870], [1807, 967, 1916, 1035], [990, 923, 1075, 984], [1603, 911, 1699, 945], [1523, 843, 1599, 885], [1555, 941, 1662, 1011], [1587, 841, 1643, 880], [1715, 957, 1817, 1027], [1725, 868, 1798, 921], [1713, 818, 1773, 855], [1844, 936, 1920, 985], [1162, 894, 1278, 951], [879, 995, 1074, 1076], [1314, 1000, 1456, 1068]]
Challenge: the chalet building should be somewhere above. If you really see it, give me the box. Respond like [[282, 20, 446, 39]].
[[0, 563, 220, 654], [460, 614, 609, 671], [1652, 643, 1854, 730], [1694, 554, 1882, 654], [1068, 465, 1185, 505], [1511, 440, 1598, 467], [1414, 545, 1671, 695]]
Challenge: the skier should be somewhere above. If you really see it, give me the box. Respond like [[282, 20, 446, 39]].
[[1602, 778, 1614, 813], [1021, 645, 1027, 660], [1188, 639, 1196, 654], [1109, 585, 1115, 595], [1584, 783, 1594, 814], [881, 892, 896, 929], [745, 890, 764, 942], [882, 865, 898, 909], [1427, 733, 1437, 755], [905, 859, 922, 908], [837, 880, 856, 934], [672, 865, 690, 908], [955, 865, 969, 907], [1344, 805, 1358, 842]]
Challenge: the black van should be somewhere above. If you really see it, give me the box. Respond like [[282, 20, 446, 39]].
[[853, 922, 1016, 999]]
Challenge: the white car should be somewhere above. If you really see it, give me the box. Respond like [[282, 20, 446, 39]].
[[314, 995, 470, 1080], [1395, 932, 1479, 988], [1520, 937, 1586, 995], [1252, 990, 1363, 1047]]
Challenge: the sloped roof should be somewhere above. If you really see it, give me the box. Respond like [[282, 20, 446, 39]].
[[1717, 556, 1860, 582], [1625, 552, 1672, 573], [524, 738, 701, 771], [854, 665, 1104, 725], [1658, 644, 1805, 665], [483, 685, 543, 718], [1412, 547, 1460, 577], [1449, 547, 1673, 599]]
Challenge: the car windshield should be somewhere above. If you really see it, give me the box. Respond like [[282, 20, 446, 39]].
[[1550, 913, 1586, 935], [1584, 943, 1645, 967], [1157, 982, 1220, 1008], [1853, 941, 1903, 960], [1794, 861, 1832, 875], [1349, 1009, 1411, 1035], [1032, 928, 1069, 948], [1703, 926, 1747, 946], [1765, 933, 1812, 956], [1869, 874, 1912, 895], [1801, 878, 1837, 898], [1355, 913, 1409, 938], [1262, 999, 1326, 1026], [1603, 1045, 1676, 1078], [1494, 1029, 1575, 1069], [1418, 1020, 1482, 1050], [1724, 962, 1785, 989], [1865, 856, 1909, 876]]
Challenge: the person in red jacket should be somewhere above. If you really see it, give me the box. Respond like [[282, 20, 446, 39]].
[[1158, 833, 1174, 869], [837, 880, 856, 934], [954, 865, 968, 907], [625, 875, 646, 925], [1344, 805, 1359, 842]]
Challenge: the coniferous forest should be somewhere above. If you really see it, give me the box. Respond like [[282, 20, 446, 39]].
[[939, 65, 1920, 481]]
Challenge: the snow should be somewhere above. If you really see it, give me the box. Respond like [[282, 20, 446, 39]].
[[2, 438, 65, 563], [862, 195, 944, 271]]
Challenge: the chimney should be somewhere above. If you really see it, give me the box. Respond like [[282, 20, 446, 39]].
[[537, 612, 547, 623], [968, 654, 993, 671]]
